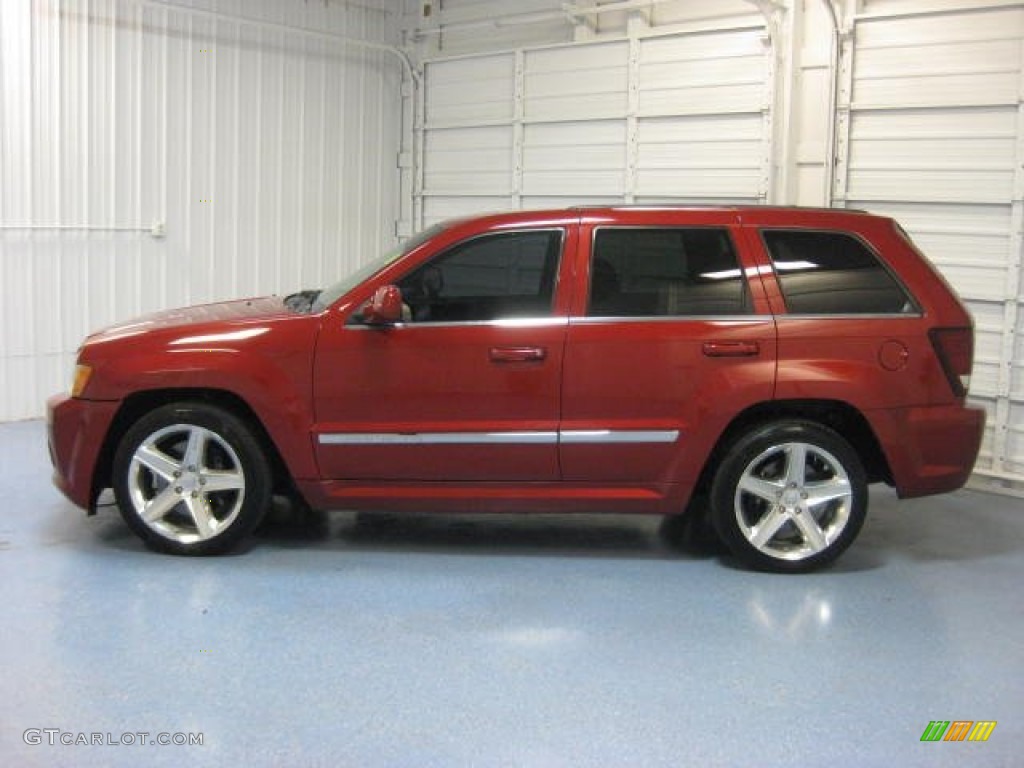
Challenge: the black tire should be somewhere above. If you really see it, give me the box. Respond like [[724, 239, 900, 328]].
[[112, 402, 272, 555], [710, 420, 867, 573]]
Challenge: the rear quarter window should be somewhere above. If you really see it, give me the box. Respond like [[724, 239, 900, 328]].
[[761, 229, 916, 315]]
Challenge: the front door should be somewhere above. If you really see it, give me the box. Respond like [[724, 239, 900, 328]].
[[312, 224, 575, 482]]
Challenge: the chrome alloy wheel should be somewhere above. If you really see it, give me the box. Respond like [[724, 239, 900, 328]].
[[126, 423, 246, 544], [733, 441, 853, 562]]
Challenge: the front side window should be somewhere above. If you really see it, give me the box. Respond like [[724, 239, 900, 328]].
[[762, 229, 916, 315], [397, 230, 563, 323], [588, 228, 748, 317]]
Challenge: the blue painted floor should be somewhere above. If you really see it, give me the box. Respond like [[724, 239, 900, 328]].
[[1, 419, 1021, 767]]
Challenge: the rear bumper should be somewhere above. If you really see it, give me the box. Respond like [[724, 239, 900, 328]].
[[47, 394, 120, 511], [871, 403, 985, 498]]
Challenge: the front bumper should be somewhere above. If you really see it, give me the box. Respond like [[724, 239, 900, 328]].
[[871, 402, 986, 498], [47, 394, 120, 511]]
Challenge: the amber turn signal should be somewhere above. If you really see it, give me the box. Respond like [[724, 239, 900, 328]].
[[71, 364, 93, 398]]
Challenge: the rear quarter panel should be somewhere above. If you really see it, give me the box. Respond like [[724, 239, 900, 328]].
[[737, 210, 968, 410], [738, 209, 983, 496]]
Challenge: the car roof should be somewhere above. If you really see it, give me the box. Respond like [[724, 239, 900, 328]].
[[570, 205, 869, 214], [431, 206, 877, 233]]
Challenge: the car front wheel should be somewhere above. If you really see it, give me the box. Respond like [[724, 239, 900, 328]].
[[112, 402, 272, 555], [710, 421, 867, 573]]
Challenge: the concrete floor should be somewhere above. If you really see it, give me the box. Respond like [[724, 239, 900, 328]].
[[1, 419, 1021, 767]]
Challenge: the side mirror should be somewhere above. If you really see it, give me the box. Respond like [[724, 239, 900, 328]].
[[363, 284, 403, 325]]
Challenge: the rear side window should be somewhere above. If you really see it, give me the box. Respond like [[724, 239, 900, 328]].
[[589, 228, 748, 317], [762, 230, 915, 315]]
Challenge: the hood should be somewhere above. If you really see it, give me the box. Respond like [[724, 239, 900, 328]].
[[86, 296, 294, 345]]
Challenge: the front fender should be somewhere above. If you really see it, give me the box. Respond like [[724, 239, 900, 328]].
[[86, 331, 319, 480]]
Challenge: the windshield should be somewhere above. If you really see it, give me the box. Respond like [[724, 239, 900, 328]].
[[310, 223, 450, 313]]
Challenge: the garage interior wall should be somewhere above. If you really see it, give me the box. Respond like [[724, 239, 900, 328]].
[[402, 0, 1024, 493], [834, 0, 1024, 492], [0, 0, 403, 421], [1, 0, 1021, 494]]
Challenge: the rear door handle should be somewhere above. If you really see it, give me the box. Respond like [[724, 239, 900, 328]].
[[489, 346, 547, 363], [702, 341, 760, 358]]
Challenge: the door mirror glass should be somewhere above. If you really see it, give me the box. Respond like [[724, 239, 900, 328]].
[[363, 285, 403, 325]]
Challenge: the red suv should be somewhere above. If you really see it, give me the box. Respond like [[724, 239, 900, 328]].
[[47, 207, 984, 572]]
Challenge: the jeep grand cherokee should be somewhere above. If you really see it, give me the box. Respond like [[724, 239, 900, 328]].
[[48, 207, 985, 572]]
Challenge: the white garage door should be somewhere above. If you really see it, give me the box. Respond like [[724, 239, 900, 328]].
[[834, 2, 1024, 490], [416, 22, 773, 227]]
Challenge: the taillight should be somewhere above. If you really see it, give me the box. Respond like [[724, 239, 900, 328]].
[[928, 327, 973, 398]]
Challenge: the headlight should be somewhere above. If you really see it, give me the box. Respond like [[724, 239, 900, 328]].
[[71, 364, 93, 398]]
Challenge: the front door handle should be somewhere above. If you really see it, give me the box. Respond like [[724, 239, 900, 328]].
[[702, 341, 760, 357], [489, 346, 547, 363]]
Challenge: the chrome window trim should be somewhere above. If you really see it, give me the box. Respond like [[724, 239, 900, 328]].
[[772, 312, 923, 320], [345, 317, 570, 331], [346, 312, 919, 327], [570, 314, 773, 324]]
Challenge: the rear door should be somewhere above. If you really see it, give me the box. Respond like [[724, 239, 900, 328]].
[[559, 209, 777, 490]]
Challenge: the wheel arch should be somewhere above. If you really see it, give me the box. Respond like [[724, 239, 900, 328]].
[[93, 388, 296, 507], [691, 399, 892, 501]]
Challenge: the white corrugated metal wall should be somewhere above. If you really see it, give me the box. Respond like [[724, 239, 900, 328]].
[[0, 0, 403, 421], [415, 16, 773, 227], [833, 0, 1024, 490]]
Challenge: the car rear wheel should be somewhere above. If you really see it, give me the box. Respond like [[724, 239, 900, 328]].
[[112, 402, 272, 555], [710, 421, 867, 573]]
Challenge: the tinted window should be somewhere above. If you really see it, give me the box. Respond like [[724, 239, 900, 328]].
[[398, 230, 562, 322], [588, 228, 748, 317], [762, 230, 915, 315]]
